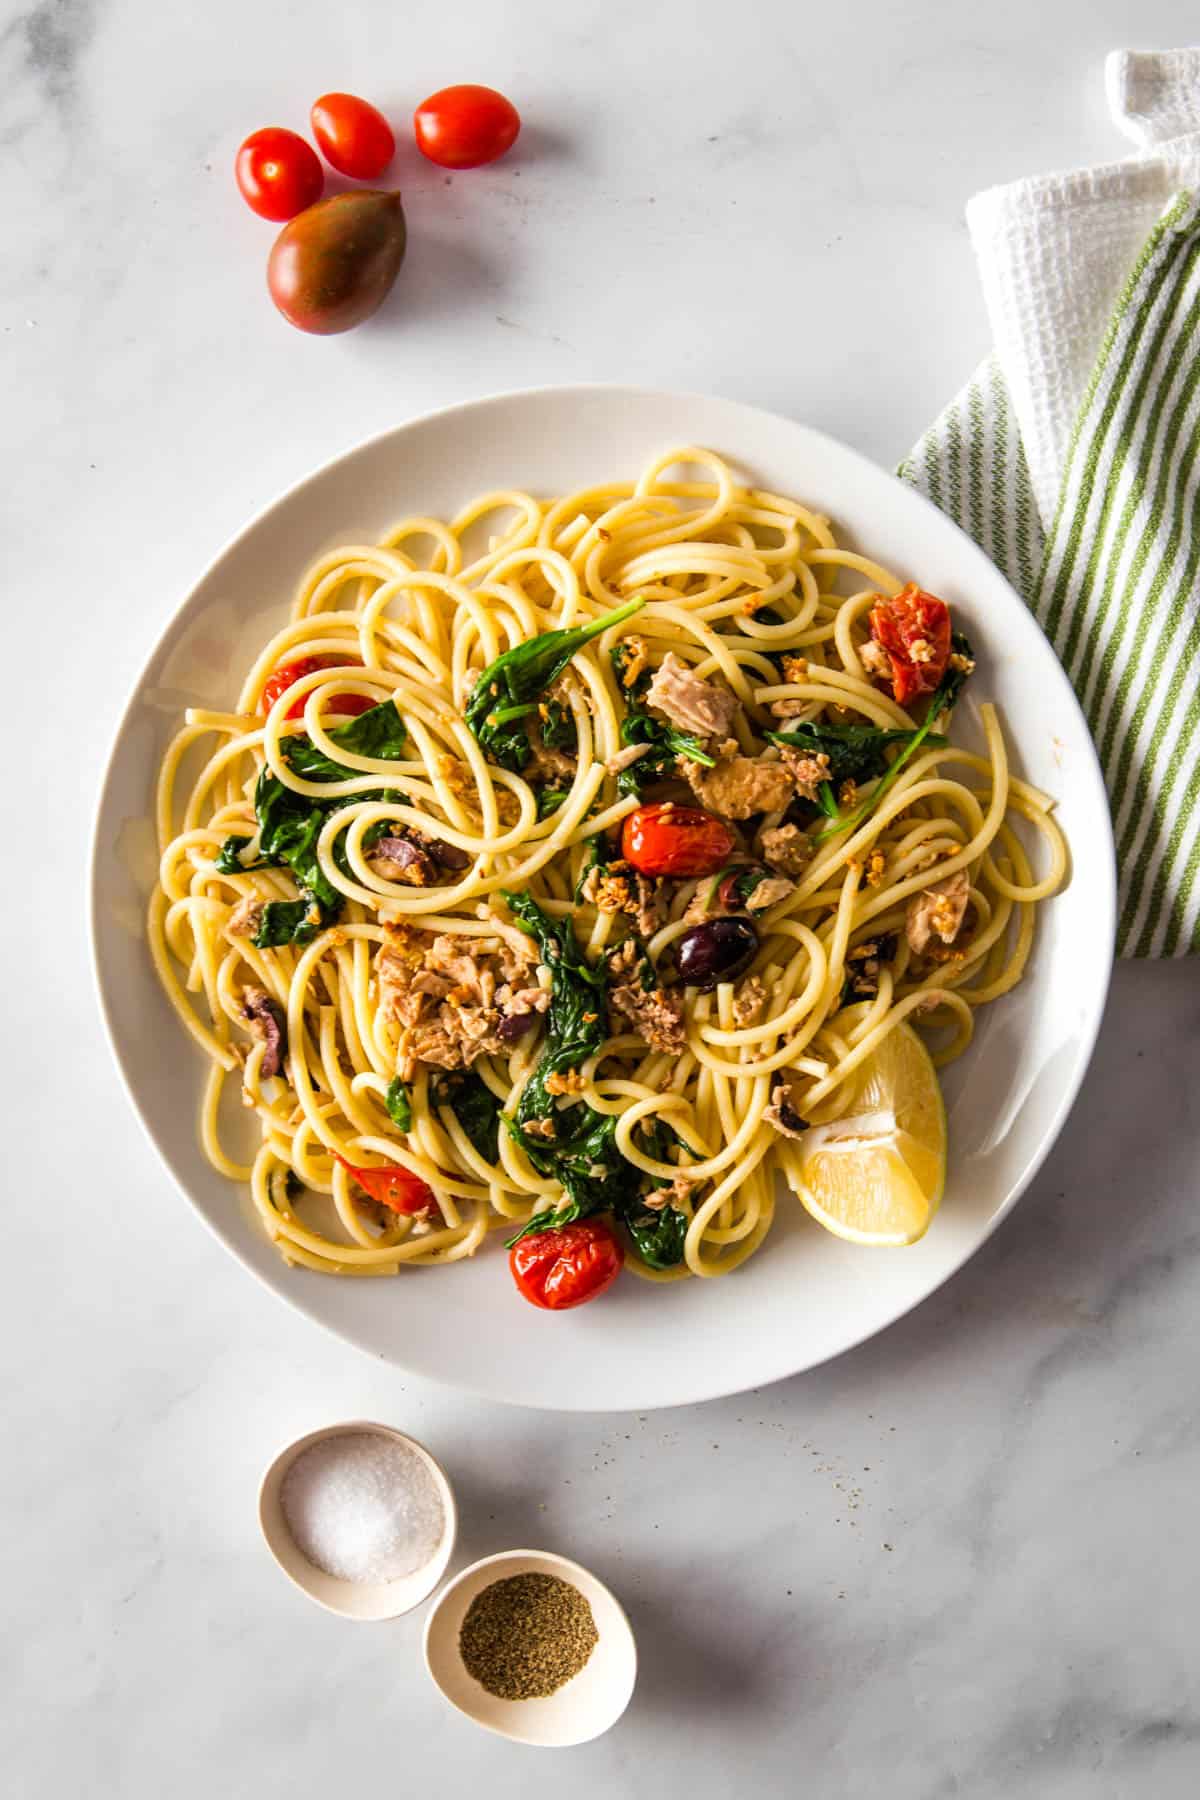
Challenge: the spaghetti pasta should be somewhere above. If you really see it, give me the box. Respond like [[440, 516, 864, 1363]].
[[149, 448, 1066, 1287]]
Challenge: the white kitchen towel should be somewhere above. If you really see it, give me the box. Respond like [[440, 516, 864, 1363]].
[[900, 50, 1200, 956]]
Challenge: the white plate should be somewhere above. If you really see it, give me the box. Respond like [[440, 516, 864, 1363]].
[[90, 386, 1116, 1411]]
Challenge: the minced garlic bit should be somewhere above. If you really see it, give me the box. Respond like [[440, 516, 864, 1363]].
[[618, 634, 648, 687], [545, 1068, 586, 1097]]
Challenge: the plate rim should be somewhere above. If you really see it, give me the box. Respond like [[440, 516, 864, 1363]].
[[89, 381, 1117, 1410]]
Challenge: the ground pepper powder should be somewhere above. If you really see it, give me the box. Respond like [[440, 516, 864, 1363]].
[[459, 1571, 598, 1699]]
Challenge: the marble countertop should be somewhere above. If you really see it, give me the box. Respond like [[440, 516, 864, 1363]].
[[6, 0, 1200, 1793]]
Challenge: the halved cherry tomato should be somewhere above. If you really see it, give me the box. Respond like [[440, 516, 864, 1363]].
[[235, 127, 324, 221], [510, 1218, 623, 1311], [335, 1154, 439, 1217], [868, 585, 951, 708], [622, 803, 736, 878], [311, 93, 396, 179], [260, 656, 375, 720], [413, 84, 520, 169]]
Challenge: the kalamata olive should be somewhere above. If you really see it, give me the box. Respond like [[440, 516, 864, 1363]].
[[241, 989, 288, 1078], [366, 834, 433, 884], [497, 1010, 539, 1042], [675, 917, 758, 990], [427, 837, 470, 871], [267, 190, 406, 335]]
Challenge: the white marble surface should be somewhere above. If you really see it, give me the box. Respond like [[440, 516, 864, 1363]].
[[5, 0, 1200, 1793]]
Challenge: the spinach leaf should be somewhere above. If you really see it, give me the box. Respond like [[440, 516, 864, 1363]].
[[254, 767, 342, 913], [283, 698, 408, 781], [466, 598, 645, 772], [638, 1116, 701, 1164], [766, 719, 943, 787], [574, 830, 613, 901], [811, 633, 974, 845], [249, 700, 412, 945], [501, 891, 634, 1231], [614, 711, 716, 795], [385, 1077, 413, 1133], [501, 890, 703, 1256], [617, 1197, 689, 1270], [540, 696, 578, 752], [432, 1070, 500, 1161], [505, 1092, 633, 1241], [537, 789, 569, 819], [610, 642, 715, 795], [251, 897, 322, 948], [503, 891, 606, 1050], [612, 1119, 698, 1269], [214, 834, 266, 874]]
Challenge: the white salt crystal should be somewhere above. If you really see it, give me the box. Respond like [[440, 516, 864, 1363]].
[[280, 1431, 446, 1584]]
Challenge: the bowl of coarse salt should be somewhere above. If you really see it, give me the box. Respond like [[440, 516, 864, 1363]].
[[259, 1421, 456, 1620]]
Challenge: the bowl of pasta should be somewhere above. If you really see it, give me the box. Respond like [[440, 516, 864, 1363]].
[[91, 385, 1115, 1409]]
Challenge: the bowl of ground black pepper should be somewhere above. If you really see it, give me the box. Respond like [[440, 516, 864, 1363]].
[[423, 1549, 637, 1746]]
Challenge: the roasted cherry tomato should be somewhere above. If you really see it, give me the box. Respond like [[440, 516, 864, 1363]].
[[335, 1154, 439, 1217], [235, 127, 324, 221], [311, 92, 396, 179], [413, 84, 521, 169], [622, 803, 736, 878], [260, 656, 375, 720], [510, 1218, 624, 1311], [868, 584, 951, 708]]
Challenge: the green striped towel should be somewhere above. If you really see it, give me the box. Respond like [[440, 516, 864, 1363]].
[[901, 55, 1200, 956]]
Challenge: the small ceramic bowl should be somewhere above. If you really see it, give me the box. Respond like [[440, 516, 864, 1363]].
[[258, 1420, 456, 1621], [423, 1548, 637, 1746]]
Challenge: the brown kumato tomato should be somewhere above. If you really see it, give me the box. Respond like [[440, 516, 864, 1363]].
[[266, 191, 406, 335]]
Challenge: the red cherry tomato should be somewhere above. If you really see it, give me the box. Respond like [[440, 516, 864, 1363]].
[[335, 1154, 439, 1217], [235, 127, 324, 221], [622, 804, 737, 878], [510, 1218, 624, 1310], [413, 84, 521, 169], [260, 656, 375, 720], [311, 92, 396, 179], [868, 585, 952, 708]]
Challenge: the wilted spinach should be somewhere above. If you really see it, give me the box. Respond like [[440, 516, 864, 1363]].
[[466, 598, 645, 772], [214, 834, 266, 874], [501, 891, 703, 1266], [766, 719, 944, 787], [806, 633, 974, 845], [617, 1196, 689, 1270], [502, 891, 633, 1237], [610, 640, 715, 795], [431, 1071, 501, 1163], [385, 1077, 413, 1133], [250, 698, 410, 946]]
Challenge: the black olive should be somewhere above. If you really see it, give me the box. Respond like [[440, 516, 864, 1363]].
[[428, 836, 470, 871], [497, 1010, 539, 1042], [675, 917, 758, 991]]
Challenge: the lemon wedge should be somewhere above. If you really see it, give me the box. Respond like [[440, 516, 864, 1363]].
[[796, 1024, 947, 1247]]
